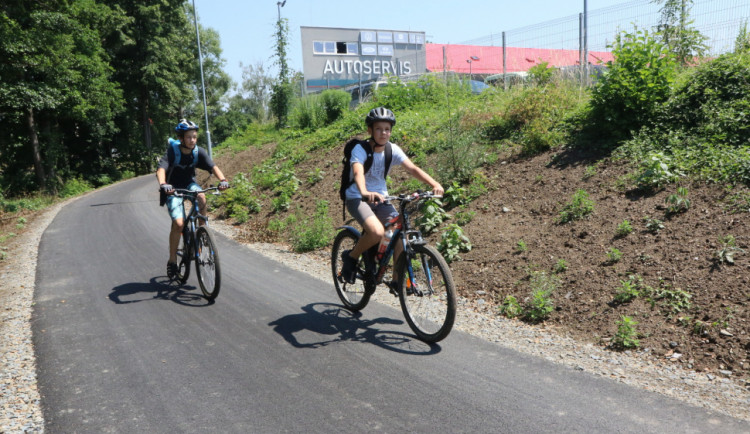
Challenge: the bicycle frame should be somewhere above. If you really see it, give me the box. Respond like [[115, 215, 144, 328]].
[[173, 188, 217, 259], [341, 193, 436, 292]]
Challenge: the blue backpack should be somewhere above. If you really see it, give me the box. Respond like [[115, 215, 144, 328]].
[[159, 138, 199, 206], [167, 138, 198, 170]]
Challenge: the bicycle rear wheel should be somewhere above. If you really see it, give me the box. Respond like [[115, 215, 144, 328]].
[[331, 230, 372, 311], [195, 227, 221, 300], [175, 232, 191, 284], [396, 244, 456, 343]]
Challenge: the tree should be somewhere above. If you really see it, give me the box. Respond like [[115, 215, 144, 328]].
[[238, 61, 274, 122], [270, 16, 293, 127], [0, 0, 126, 192], [102, 0, 194, 173], [652, 0, 708, 65]]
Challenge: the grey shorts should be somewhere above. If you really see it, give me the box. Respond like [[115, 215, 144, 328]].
[[346, 199, 398, 227]]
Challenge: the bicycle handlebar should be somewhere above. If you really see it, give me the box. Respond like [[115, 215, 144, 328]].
[[382, 191, 441, 203], [172, 187, 221, 197]]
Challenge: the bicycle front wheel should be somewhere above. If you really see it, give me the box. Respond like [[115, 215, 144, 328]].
[[396, 244, 456, 343], [331, 230, 372, 311], [195, 227, 221, 300]]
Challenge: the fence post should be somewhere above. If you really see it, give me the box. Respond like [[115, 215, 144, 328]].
[[502, 31, 507, 91], [579, 13, 584, 87]]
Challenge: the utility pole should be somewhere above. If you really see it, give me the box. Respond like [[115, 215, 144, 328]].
[[192, 0, 213, 158]]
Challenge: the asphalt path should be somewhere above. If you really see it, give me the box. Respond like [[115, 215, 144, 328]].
[[32, 176, 748, 433]]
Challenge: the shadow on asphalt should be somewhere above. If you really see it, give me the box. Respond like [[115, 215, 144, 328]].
[[108, 276, 214, 307], [269, 302, 441, 355]]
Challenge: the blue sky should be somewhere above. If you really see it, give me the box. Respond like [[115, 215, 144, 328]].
[[194, 0, 636, 86]]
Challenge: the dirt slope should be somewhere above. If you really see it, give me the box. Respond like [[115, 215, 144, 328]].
[[207, 141, 750, 381]]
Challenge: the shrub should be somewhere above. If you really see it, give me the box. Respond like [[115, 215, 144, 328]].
[[616, 220, 633, 237], [498, 295, 521, 318], [614, 276, 641, 303], [636, 152, 683, 189], [715, 235, 745, 265], [606, 248, 623, 264], [557, 189, 595, 223], [437, 223, 472, 263], [307, 168, 325, 185], [516, 239, 528, 253], [454, 209, 475, 226], [665, 186, 690, 215], [661, 51, 750, 149], [644, 216, 665, 234], [522, 271, 559, 322], [553, 259, 568, 274], [619, 51, 750, 186], [415, 198, 449, 234], [289, 96, 323, 130], [612, 316, 640, 349], [485, 83, 581, 156], [60, 178, 93, 198], [215, 173, 262, 221], [290, 200, 335, 252], [319, 89, 351, 124], [590, 28, 678, 141], [527, 61, 556, 86], [442, 182, 469, 209], [373, 74, 451, 112]]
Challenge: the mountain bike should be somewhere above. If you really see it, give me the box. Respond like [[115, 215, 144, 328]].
[[331, 192, 456, 343], [171, 187, 222, 300]]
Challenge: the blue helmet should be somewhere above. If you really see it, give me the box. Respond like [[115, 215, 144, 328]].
[[175, 119, 199, 133]]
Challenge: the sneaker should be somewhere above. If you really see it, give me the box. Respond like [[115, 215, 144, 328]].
[[386, 280, 399, 296], [167, 261, 179, 280], [340, 250, 358, 284]]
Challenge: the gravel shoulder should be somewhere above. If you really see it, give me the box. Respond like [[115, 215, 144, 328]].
[[2, 204, 749, 433]]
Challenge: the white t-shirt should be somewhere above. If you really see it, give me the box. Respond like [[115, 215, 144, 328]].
[[345, 141, 408, 199]]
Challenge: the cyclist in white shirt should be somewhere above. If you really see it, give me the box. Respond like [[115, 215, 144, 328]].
[[340, 107, 444, 284]]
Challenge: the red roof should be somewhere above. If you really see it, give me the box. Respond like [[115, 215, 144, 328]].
[[426, 43, 613, 74]]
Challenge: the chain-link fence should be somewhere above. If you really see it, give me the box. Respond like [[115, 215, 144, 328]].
[[422, 0, 750, 85]]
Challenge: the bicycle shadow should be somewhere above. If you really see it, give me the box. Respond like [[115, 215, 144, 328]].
[[268, 302, 441, 355], [108, 276, 214, 307]]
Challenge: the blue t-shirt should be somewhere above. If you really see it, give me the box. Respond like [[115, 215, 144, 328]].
[[344, 141, 408, 199]]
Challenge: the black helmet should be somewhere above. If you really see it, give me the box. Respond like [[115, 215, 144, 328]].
[[365, 107, 396, 127]]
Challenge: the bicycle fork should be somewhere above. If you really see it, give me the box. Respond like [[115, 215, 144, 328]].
[[404, 252, 434, 297]]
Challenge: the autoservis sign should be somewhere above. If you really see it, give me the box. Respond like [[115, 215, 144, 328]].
[[300, 26, 426, 92]]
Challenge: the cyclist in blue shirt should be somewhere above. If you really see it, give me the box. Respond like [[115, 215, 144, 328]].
[[156, 119, 229, 279], [340, 107, 444, 284]]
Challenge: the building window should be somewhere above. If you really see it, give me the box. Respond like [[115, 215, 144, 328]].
[[313, 41, 358, 55]]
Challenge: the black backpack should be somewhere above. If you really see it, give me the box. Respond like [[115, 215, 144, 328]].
[[339, 138, 392, 220]]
